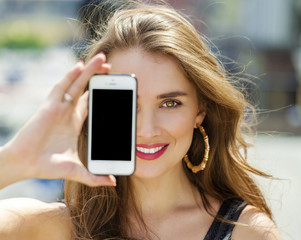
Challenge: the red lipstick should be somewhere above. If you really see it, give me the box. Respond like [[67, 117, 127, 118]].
[[136, 143, 169, 160]]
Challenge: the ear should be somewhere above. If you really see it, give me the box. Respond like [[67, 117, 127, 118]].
[[194, 110, 206, 128]]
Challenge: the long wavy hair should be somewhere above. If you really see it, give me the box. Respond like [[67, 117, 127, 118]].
[[65, 1, 272, 239]]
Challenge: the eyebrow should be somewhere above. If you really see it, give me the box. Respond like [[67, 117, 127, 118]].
[[157, 91, 188, 99], [137, 91, 188, 99]]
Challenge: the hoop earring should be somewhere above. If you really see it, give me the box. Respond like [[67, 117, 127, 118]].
[[184, 125, 210, 173]]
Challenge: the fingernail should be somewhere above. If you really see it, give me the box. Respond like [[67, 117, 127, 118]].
[[98, 52, 105, 56], [109, 175, 116, 186], [75, 60, 84, 67], [102, 63, 111, 68]]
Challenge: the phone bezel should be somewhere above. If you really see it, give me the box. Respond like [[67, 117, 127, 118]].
[[87, 74, 137, 175]]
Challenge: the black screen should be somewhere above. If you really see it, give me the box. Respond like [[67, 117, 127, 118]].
[[91, 89, 133, 160]]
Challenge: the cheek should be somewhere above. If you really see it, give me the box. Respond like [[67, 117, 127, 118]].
[[157, 109, 197, 141]]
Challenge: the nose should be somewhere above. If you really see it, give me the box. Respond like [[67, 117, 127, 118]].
[[137, 108, 161, 139]]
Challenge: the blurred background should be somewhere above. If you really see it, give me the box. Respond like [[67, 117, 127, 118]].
[[0, 0, 300, 239]]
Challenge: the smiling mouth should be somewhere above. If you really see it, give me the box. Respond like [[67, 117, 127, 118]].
[[136, 144, 169, 160], [136, 145, 166, 154]]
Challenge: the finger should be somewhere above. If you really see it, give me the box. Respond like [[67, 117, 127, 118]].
[[82, 174, 117, 187], [95, 63, 111, 74], [67, 53, 108, 101], [69, 163, 116, 187], [75, 91, 89, 129], [70, 63, 111, 107], [49, 61, 84, 100]]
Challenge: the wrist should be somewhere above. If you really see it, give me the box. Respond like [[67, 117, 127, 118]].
[[0, 142, 30, 189]]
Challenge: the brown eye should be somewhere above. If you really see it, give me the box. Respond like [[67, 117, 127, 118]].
[[162, 100, 181, 108]]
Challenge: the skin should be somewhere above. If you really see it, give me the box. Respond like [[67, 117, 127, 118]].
[[109, 48, 209, 239], [108, 48, 281, 240], [0, 48, 281, 240], [109, 48, 205, 180], [0, 53, 116, 189], [0, 53, 116, 239]]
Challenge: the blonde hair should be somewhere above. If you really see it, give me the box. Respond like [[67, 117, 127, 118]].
[[65, 1, 272, 239]]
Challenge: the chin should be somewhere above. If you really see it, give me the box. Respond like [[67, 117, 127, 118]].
[[132, 158, 182, 180]]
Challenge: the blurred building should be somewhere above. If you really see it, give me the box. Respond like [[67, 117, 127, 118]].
[[0, 0, 81, 203], [0, 0, 80, 19], [192, 0, 301, 133]]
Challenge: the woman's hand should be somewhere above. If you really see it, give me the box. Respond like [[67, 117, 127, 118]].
[[0, 53, 116, 189]]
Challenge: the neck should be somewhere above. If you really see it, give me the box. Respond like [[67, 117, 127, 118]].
[[129, 164, 201, 218]]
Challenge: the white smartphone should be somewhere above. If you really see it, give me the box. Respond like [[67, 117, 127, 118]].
[[87, 74, 137, 175]]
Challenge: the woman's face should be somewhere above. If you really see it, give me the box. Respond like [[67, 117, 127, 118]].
[[108, 48, 205, 179]]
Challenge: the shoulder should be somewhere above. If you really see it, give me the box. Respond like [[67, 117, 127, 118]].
[[0, 198, 71, 240], [232, 205, 281, 240]]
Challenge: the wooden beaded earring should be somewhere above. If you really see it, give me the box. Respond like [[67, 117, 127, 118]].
[[184, 125, 210, 173]]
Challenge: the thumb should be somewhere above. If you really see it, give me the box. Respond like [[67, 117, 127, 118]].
[[66, 161, 116, 187]]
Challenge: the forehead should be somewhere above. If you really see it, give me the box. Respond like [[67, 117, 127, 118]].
[[108, 48, 196, 96]]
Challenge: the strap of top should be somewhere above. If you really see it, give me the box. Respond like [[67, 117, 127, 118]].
[[203, 198, 247, 240]]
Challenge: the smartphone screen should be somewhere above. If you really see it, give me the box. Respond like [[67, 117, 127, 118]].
[[91, 89, 133, 161]]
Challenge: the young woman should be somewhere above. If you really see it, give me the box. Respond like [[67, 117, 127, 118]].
[[0, 1, 281, 239]]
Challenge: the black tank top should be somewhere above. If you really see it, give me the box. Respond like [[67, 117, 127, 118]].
[[203, 198, 247, 240]]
